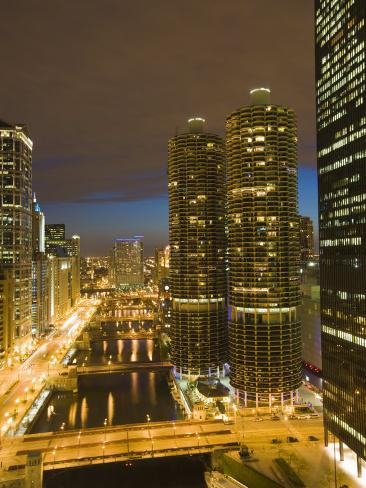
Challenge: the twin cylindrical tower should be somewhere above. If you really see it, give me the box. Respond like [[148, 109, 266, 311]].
[[168, 90, 302, 406], [168, 118, 227, 376]]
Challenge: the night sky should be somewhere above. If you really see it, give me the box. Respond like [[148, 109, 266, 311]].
[[1, 1, 317, 256]]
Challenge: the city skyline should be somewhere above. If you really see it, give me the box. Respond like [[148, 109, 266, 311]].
[[0, 1, 317, 256]]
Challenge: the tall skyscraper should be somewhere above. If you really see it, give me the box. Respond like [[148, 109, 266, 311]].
[[0, 120, 33, 357], [31, 195, 48, 336], [299, 216, 314, 262], [112, 236, 144, 289], [168, 117, 227, 377], [226, 89, 301, 406], [315, 0, 366, 472]]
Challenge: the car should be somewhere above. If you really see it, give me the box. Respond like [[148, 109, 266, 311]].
[[308, 435, 319, 441], [271, 438, 282, 444], [287, 436, 298, 443], [271, 415, 281, 421], [252, 417, 263, 422]]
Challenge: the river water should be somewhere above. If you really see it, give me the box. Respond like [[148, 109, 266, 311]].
[[32, 336, 205, 487], [44, 457, 207, 488], [30, 339, 182, 433]]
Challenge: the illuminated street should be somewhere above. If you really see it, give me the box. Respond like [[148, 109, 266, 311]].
[[0, 298, 98, 439]]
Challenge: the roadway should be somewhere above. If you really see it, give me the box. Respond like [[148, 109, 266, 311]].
[[0, 298, 98, 438], [1, 419, 239, 471]]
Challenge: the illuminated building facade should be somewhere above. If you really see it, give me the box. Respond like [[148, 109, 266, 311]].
[[113, 236, 144, 289], [64, 235, 81, 304], [168, 117, 227, 376], [299, 215, 314, 262], [0, 120, 33, 355], [154, 245, 170, 283], [48, 256, 74, 323], [0, 269, 12, 360], [32, 195, 49, 336], [45, 224, 66, 256], [226, 89, 301, 406], [315, 0, 366, 470]]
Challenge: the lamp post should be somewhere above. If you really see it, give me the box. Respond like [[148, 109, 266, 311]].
[[196, 433, 200, 450], [104, 418, 107, 443], [52, 446, 57, 469]]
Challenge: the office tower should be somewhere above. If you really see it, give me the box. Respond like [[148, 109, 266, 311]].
[[113, 236, 144, 289], [154, 245, 170, 283], [64, 235, 81, 304], [226, 89, 301, 406], [0, 120, 33, 357], [32, 195, 45, 254], [299, 216, 314, 262], [31, 196, 49, 336], [315, 0, 366, 472], [45, 224, 66, 256], [48, 256, 74, 323], [168, 117, 227, 377]]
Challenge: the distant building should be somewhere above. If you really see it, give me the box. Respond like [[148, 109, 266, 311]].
[[168, 117, 227, 377], [226, 89, 301, 406], [299, 216, 314, 262], [32, 196, 49, 336], [112, 236, 144, 289], [154, 246, 170, 283], [299, 260, 321, 375], [64, 235, 81, 305], [45, 224, 66, 256], [0, 120, 33, 357], [48, 256, 74, 324]]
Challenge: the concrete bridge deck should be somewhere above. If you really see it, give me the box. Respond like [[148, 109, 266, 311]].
[[76, 361, 172, 375], [1, 419, 239, 473]]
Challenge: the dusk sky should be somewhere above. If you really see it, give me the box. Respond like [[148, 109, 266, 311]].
[[1, 0, 317, 256]]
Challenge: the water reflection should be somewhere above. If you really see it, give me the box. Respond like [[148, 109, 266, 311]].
[[31, 372, 182, 433], [74, 339, 160, 365], [81, 396, 88, 428], [107, 392, 114, 425]]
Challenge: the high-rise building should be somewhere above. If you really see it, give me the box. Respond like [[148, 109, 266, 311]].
[[64, 235, 81, 304], [45, 224, 66, 256], [226, 89, 301, 406], [112, 236, 144, 289], [48, 256, 74, 324], [168, 117, 227, 377], [31, 196, 49, 336], [0, 120, 33, 357], [154, 245, 170, 283], [315, 0, 366, 472], [299, 216, 314, 262]]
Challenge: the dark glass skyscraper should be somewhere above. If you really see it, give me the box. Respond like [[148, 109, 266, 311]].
[[316, 0, 366, 471], [168, 118, 227, 377], [226, 89, 301, 406]]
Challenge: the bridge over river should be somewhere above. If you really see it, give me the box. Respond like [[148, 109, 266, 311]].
[[1, 419, 239, 483]]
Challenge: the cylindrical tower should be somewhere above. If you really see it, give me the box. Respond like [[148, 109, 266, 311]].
[[226, 89, 302, 406], [168, 117, 227, 377]]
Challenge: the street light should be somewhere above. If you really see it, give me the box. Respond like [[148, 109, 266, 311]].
[[104, 418, 107, 443]]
